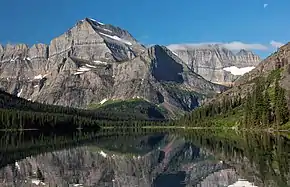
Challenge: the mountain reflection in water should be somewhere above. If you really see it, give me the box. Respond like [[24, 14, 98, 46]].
[[0, 129, 289, 187]]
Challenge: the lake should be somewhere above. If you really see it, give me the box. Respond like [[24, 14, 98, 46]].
[[0, 129, 289, 187]]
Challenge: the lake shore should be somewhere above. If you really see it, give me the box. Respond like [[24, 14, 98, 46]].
[[101, 126, 290, 132]]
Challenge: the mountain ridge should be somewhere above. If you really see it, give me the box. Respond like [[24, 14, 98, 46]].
[[167, 44, 261, 85], [0, 18, 226, 118]]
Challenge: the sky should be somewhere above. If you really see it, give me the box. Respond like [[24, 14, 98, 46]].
[[0, 0, 289, 58]]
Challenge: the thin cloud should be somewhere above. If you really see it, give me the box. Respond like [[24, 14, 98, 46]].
[[263, 3, 268, 8], [270, 40, 284, 48], [222, 42, 268, 51], [167, 41, 268, 51], [137, 35, 149, 42]]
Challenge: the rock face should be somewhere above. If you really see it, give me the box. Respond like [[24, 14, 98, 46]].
[[167, 44, 261, 85], [0, 18, 224, 117]]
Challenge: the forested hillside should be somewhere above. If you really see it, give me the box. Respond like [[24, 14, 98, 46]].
[[180, 57, 290, 129], [0, 91, 166, 130]]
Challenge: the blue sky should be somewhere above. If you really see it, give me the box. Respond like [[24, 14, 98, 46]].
[[0, 0, 289, 58]]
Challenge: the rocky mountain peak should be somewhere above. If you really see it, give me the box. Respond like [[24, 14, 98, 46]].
[[167, 44, 261, 85], [236, 49, 257, 57], [0, 44, 4, 56], [0, 19, 226, 117]]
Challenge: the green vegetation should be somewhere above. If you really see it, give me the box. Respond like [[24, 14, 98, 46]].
[[178, 130, 290, 186], [162, 82, 203, 112], [162, 82, 204, 98], [179, 68, 290, 129], [0, 91, 166, 131], [88, 98, 166, 120]]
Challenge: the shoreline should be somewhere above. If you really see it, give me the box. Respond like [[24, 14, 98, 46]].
[[101, 126, 290, 132]]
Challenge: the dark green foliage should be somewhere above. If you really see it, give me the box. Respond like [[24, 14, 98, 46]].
[[0, 108, 100, 131], [0, 91, 155, 122], [36, 167, 45, 181], [92, 99, 166, 120], [0, 91, 166, 130], [179, 68, 289, 129], [179, 130, 290, 187]]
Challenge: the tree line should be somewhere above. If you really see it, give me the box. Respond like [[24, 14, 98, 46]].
[[179, 68, 289, 128], [0, 90, 166, 130]]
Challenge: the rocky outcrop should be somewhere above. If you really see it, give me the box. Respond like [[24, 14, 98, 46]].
[[167, 44, 261, 85], [0, 19, 225, 117]]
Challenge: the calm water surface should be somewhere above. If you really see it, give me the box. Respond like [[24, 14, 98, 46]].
[[0, 129, 289, 187]]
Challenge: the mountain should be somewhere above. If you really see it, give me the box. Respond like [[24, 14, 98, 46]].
[[180, 43, 290, 129], [0, 18, 225, 117], [167, 44, 261, 85]]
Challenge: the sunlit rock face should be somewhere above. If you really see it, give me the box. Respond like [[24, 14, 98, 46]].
[[167, 44, 261, 85], [0, 19, 224, 117]]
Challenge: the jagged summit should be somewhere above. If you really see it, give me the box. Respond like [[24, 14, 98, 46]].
[[236, 49, 255, 56], [0, 18, 225, 118], [167, 43, 261, 85]]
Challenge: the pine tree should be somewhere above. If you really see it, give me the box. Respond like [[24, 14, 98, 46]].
[[244, 94, 252, 128], [262, 91, 271, 127]]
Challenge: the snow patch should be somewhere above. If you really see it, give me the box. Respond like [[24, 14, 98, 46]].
[[31, 179, 45, 186], [34, 74, 49, 80], [85, 64, 97, 68], [74, 72, 85, 75], [17, 89, 23, 97], [73, 184, 83, 187], [23, 57, 31, 61], [102, 28, 112, 33], [99, 150, 107, 158], [10, 56, 19, 62], [228, 179, 257, 187], [223, 66, 255, 76], [99, 32, 132, 46], [15, 162, 20, 170], [34, 74, 43, 79], [171, 51, 178, 56], [34, 85, 39, 88], [97, 21, 105, 25], [89, 18, 105, 25], [78, 67, 91, 72], [99, 98, 108, 105], [94, 60, 108, 65], [74, 66, 91, 75], [89, 18, 97, 22]]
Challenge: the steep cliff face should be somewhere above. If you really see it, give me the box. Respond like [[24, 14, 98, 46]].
[[167, 44, 261, 85], [0, 19, 225, 117]]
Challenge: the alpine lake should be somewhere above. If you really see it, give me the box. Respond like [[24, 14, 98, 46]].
[[0, 128, 289, 187]]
